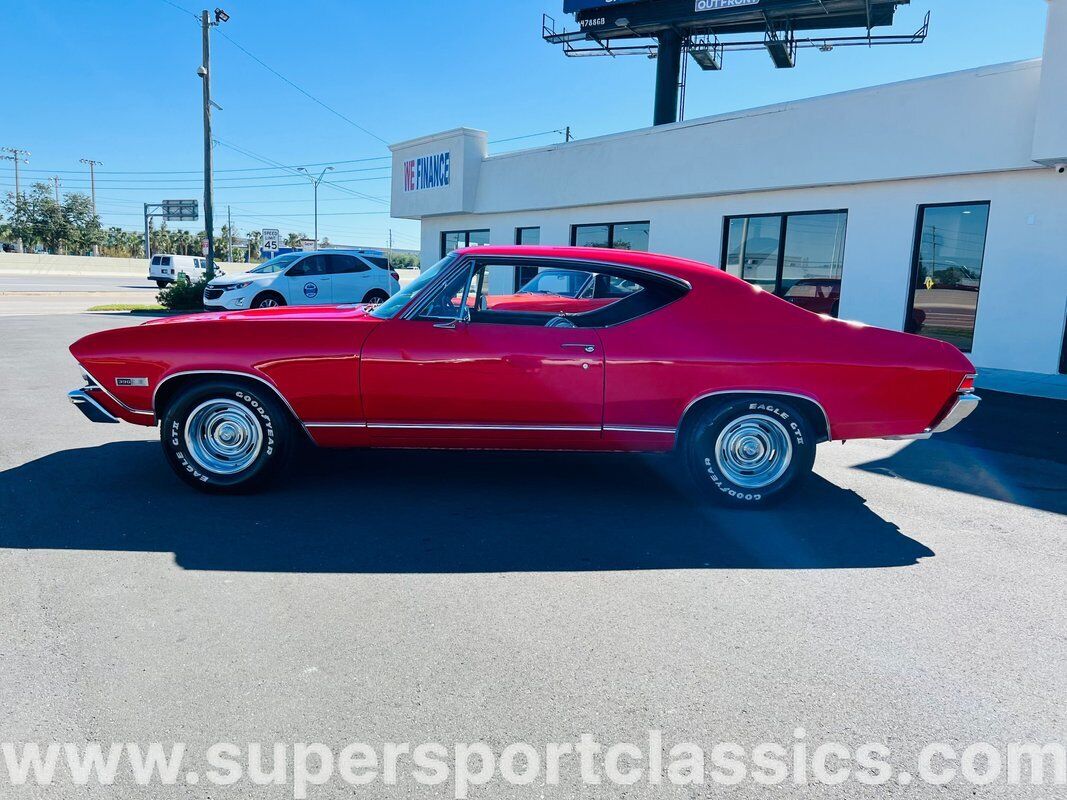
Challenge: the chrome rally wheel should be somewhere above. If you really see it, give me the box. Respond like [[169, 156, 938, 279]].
[[714, 414, 793, 489], [184, 399, 263, 475]]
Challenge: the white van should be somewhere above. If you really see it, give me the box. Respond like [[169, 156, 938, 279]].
[[148, 254, 207, 288]]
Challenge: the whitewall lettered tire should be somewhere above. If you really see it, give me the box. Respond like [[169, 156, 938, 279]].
[[160, 379, 293, 493], [684, 397, 816, 508]]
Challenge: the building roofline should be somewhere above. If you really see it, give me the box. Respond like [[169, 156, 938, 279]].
[[482, 57, 1042, 164], [389, 127, 488, 152]]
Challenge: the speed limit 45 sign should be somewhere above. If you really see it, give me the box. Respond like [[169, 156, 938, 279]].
[[262, 228, 280, 251]]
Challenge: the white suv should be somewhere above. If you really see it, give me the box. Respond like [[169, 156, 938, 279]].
[[202, 250, 401, 311], [149, 254, 207, 288]]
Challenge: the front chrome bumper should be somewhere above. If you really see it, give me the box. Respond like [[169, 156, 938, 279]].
[[930, 393, 980, 433], [68, 389, 119, 424]]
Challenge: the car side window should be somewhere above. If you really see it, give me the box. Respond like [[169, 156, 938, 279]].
[[287, 255, 328, 277], [365, 256, 389, 270], [328, 255, 369, 275], [413, 264, 476, 321]]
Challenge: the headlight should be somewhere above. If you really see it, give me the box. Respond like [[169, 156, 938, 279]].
[[215, 281, 252, 291]]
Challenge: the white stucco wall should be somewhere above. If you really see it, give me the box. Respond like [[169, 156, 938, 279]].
[[418, 167, 1067, 375]]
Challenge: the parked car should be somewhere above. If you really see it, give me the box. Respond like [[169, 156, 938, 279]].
[[201, 249, 400, 311], [68, 245, 979, 506], [149, 254, 207, 288], [783, 278, 841, 316]]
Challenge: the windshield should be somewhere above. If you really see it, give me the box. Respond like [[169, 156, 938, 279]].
[[519, 269, 591, 297], [250, 253, 301, 274], [370, 254, 457, 319]]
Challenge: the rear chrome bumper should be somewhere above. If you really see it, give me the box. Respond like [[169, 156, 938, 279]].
[[930, 393, 980, 434], [68, 389, 119, 424], [883, 393, 980, 441]]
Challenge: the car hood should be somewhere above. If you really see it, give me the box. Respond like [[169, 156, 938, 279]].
[[140, 303, 382, 326], [206, 271, 271, 286]]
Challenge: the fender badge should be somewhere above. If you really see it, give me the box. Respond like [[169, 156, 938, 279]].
[[115, 377, 149, 387]]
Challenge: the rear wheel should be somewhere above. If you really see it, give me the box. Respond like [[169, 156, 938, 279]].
[[160, 379, 294, 493], [683, 397, 816, 508], [362, 289, 389, 306], [251, 291, 285, 309], [155, 279, 169, 288]]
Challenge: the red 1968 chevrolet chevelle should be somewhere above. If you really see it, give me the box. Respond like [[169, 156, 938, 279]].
[[68, 246, 979, 506]]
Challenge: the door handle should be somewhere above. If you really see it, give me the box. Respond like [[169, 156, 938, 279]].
[[561, 343, 596, 353]]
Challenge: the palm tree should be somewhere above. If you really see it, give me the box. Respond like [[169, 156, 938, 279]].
[[285, 232, 305, 249], [246, 229, 262, 262]]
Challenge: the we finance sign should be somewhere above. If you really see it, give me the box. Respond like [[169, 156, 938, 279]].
[[402, 151, 451, 193]]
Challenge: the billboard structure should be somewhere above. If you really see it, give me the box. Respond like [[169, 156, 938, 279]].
[[544, 0, 930, 125]]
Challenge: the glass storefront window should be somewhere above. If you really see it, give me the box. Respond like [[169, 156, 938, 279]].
[[515, 227, 540, 245], [571, 222, 650, 251], [908, 202, 990, 352], [441, 229, 490, 257], [723, 211, 847, 317]]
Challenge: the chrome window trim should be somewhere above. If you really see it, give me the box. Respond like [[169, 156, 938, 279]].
[[680, 390, 833, 441]]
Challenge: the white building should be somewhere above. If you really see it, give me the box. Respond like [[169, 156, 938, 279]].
[[391, 1, 1067, 379]]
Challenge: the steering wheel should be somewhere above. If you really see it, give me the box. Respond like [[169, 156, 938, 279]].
[[545, 315, 576, 328]]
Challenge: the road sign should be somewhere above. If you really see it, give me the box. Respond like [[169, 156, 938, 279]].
[[262, 228, 280, 251], [161, 199, 198, 221], [202, 239, 209, 256]]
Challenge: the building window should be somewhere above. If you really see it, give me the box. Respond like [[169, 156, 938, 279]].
[[571, 221, 650, 251], [441, 229, 490, 258], [907, 202, 990, 352], [514, 227, 541, 286], [723, 210, 848, 317]]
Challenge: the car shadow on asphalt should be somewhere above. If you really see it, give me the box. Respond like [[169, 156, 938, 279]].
[[855, 438, 1067, 516], [0, 442, 934, 572]]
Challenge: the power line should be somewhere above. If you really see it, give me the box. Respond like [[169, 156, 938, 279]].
[[212, 28, 389, 146]]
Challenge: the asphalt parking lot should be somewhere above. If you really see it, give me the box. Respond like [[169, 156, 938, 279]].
[[1, 308, 1065, 799]]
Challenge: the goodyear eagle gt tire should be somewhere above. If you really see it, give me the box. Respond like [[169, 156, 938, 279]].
[[160, 379, 293, 493], [684, 397, 816, 508]]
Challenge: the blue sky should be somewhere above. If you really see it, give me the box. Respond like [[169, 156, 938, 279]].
[[3, 0, 1050, 250]]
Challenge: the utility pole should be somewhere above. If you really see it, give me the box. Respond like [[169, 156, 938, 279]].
[[1, 147, 30, 199], [50, 176, 61, 203], [198, 8, 229, 280], [227, 204, 232, 263], [79, 158, 102, 215], [0, 147, 30, 252], [297, 166, 334, 250], [388, 228, 393, 265], [565, 126, 572, 142]]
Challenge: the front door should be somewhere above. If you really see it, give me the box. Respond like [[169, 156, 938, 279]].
[[359, 260, 604, 447], [282, 254, 332, 305]]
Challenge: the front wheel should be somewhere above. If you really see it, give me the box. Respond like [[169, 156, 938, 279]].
[[251, 291, 286, 309], [683, 397, 816, 508], [160, 379, 294, 493], [362, 289, 389, 306]]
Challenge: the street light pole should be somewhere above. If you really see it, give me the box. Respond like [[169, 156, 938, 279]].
[[79, 158, 102, 215], [50, 176, 61, 204], [297, 166, 334, 250]]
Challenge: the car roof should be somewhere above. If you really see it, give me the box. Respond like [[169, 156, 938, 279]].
[[455, 245, 730, 286], [300, 249, 384, 256]]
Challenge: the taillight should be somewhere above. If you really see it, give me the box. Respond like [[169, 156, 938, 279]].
[[958, 374, 977, 394], [390, 271, 399, 281]]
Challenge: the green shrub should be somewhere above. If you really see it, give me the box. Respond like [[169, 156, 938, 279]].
[[157, 274, 208, 311]]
